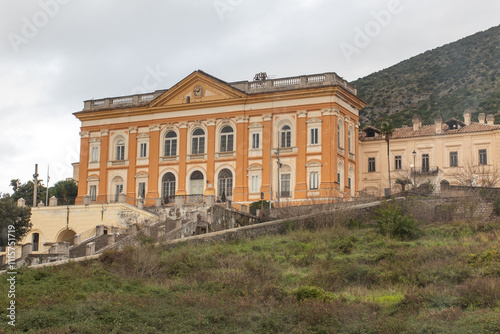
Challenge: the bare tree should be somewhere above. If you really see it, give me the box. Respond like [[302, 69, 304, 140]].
[[447, 160, 500, 187]]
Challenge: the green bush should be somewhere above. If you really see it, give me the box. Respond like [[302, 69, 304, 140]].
[[373, 202, 421, 240]]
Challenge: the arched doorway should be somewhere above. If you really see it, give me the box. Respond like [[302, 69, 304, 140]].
[[110, 175, 124, 203], [190, 171, 204, 195], [162, 172, 176, 203], [57, 229, 76, 246], [218, 168, 233, 201]]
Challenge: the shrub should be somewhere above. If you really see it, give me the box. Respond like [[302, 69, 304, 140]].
[[373, 202, 421, 240], [493, 198, 500, 216], [249, 200, 273, 215], [293, 286, 337, 302], [455, 277, 500, 308]]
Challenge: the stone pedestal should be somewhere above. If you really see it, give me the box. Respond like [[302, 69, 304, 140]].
[[17, 198, 25, 207], [96, 225, 105, 237], [86, 242, 95, 256], [49, 196, 58, 207], [83, 195, 91, 205], [22, 243, 33, 256], [73, 234, 81, 246]]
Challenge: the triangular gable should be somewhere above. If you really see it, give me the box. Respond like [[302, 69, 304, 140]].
[[150, 70, 247, 107]]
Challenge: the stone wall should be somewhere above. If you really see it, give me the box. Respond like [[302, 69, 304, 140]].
[[210, 205, 260, 231]]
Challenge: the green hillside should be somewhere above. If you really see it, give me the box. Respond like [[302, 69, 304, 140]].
[[1, 201, 499, 333], [352, 25, 500, 128]]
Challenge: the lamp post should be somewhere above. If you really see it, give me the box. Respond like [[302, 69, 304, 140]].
[[412, 150, 417, 189], [276, 147, 282, 208]]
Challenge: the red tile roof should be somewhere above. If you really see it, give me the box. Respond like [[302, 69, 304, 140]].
[[360, 122, 500, 141]]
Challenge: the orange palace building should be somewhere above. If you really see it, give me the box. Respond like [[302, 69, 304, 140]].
[[73, 71, 365, 206]]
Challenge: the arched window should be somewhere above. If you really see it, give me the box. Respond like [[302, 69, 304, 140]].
[[190, 171, 204, 195], [280, 125, 291, 148], [161, 173, 176, 203], [337, 161, 344, 192], [348, 167, 355, 196], [164, 131, 177, 156], [337, 119, 344, 149], [218, 169, 233, 200], [348, 126, 353, 154], [32, 233, 40, 252], [220, 126, 234, 152], [111, 176, 124, 203], [192, 128, 205, 154], [116, 140, 125, 160]]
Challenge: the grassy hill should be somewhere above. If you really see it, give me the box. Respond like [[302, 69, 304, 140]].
[[352, 25, 500, 128], [1, 201, 499, 333]]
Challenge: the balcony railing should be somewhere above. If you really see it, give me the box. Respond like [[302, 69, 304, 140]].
[[412, 166, 440, 175]]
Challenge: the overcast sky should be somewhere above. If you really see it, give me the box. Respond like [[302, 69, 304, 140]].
[[0, 0, 498, 195]]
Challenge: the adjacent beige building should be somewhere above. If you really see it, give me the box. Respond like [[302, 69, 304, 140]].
[[359, 111, 500, 196]]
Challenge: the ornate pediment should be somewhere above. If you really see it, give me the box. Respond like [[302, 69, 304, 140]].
[[305, 160, 322, 168], [149, 70, 247, 107]]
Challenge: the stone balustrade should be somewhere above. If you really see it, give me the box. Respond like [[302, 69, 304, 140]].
[[82, 72, 357, 111]]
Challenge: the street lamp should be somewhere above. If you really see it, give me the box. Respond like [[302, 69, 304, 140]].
[[412, 150, 417, 188], [276, 147, 282, 208]]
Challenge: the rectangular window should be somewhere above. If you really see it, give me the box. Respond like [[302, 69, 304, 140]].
[[165, 139, 177, 156], [422, 154, 430, 172], [220, 134, 234, 152], [138, 182, 146, 199], [394, 155, 402, 170], [368, 157, 376, 172], [192, 137, 205, 154], [252, 133, 260, 149], [139, 143, 147, 158], [309, 171, 318, 190], [89, 185, 97, 201], [280, 174, 291, 198], [116, 145, 125, 161], [310, 128, 319, 145], [251, 175, 259, 193], [348, 177, 352, 189], [479, 149, 487, 165], [91, 147, 99, 162], [449, 151, 458, 167], [337, 172, 341, 184]]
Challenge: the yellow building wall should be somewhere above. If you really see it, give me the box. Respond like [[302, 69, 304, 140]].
[[359, 128, 500, 196], [17, 203, 157, 255]]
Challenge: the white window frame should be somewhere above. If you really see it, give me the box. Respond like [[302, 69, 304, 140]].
[[310, 128, 319, 145], [139, 142, 147, 158], [191, 128, 206, 155], [89, 185, 97, 201], [219, 126, 234, 152], [251, 175, 260, 193], [252, 133, 260, 149], [309, 171, 319, 190], [91, 146, 99, 162], [115, 140, 125, 161], [164, 130, 178, 157]]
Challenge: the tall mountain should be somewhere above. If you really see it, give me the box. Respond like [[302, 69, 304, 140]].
[[352, 25, 499, 128]]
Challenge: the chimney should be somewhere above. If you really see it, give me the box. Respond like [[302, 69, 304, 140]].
[[463, 110, 471, 126], [486, 114, 495, 125], [434, 116, 443, 134], [412, 115, 422, 131], [478, 113, 486, 124]]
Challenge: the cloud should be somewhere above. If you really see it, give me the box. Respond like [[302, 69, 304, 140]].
[[0, 0, 499, 194]]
